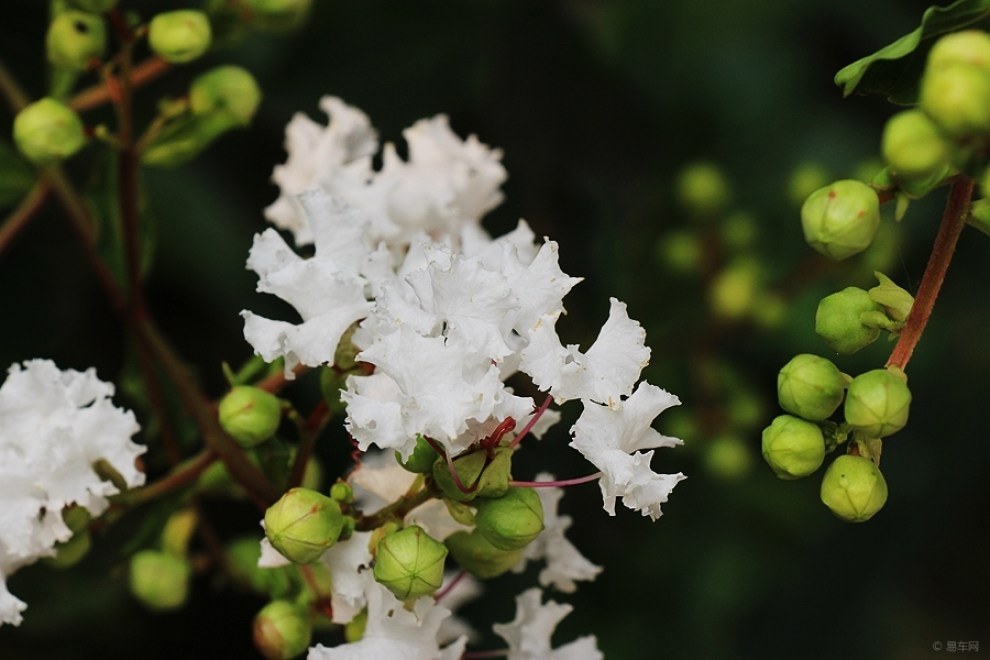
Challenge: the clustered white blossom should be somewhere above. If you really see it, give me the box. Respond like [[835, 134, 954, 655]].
[[0, 360, 145, 626], [246, 96, 686, 657]]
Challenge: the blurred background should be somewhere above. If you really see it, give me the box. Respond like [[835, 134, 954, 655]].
[[1, 1, 987, 658]]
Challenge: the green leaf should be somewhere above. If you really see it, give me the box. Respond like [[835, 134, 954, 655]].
[[0, 140, 36, 209], [835, 0, 990, 103]]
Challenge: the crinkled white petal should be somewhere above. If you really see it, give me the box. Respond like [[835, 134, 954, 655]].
[[521, 298, 650, 408], [570, 382, 685, 520], [319, 532, 374, 624], [493, 588, 602, 660], [436, 572, 483, 645], [0, 360, 144, 626]]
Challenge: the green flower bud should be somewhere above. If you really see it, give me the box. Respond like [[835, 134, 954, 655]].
[[708, 258, 760, 320], [344, 609, 367, 642], [474, 487, 544, 551], [820, 454, 888, 522], [927, 30, 990, 72], [148, 10, 212, 64], [218, 385, 282, 448], [815, 287, 883, 354], [373, 525, 448, 600], [46, 10, 106, 71], [226, 536, 293, 597], [129, 550, 191, 611], [189, 65, 262, 128], [45, 530, 92, 569], [246, 0, 314, 31], [433, 446, 512, 502], [777, 354, 846, 421], [920, 63, 990, 138], [264, 487, 345, 564], [881, 109, 950, 181], [253, 600, 312, 660], [397, 435, 440, 474], [801, 180, 881, 260], [329, 481, 353, 503], [676, 161, 731, 216], [761, 414, 826, 479], [13, 98, 86, 164], [868, 272, 913, 322], [445, 530, 524, 579], [844, 368, 911, 437], [68, 0, 118, 11]]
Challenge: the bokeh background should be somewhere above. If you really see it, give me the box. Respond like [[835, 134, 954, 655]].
[[1, 1, 987, 658]]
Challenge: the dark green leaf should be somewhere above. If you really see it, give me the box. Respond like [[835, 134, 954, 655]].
[[0, 140, 36, 209], [835, 0, 990, 104]]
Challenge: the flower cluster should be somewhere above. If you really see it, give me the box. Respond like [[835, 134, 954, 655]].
[[0, 360, 144, 626]]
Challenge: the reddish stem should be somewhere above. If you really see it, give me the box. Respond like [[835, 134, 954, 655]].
[[433, 570, 467, 602], [510, 472, 602, 489], [508, 395, 553, 449]]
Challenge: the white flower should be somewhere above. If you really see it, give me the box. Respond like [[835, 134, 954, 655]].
[[570, 382, 685, 520], [307, 571, 466, 660], [513, 474, 602, 593], [493, 588, 602, 660], [0, 360, 145, 626], [318, 532, 374, 625]]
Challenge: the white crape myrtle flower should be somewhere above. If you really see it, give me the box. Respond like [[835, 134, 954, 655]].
[[570, 382, 686, 520], [266, 96, 505, 249], [307, 571, 467, 660], [319, 531, 373, 625], [493, 588, 602, 660], [513, 473, 602, 593], [0, 360, 145, 626]]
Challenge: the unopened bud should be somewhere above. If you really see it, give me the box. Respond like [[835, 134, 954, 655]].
[[777, 354, 846, 421], [927, 30, 990, 72], [218, 385, 282, 448], [129, 550, 191, 611], [801, 180, 881, 260], [761, 414, 826, 480], [253, 600, 312, 660], [474, 487, 544, 551], [148, 10, 212, 64], [881, 109, 950, 181], [226, 536, 292, 597], [433, 447, 512, 503], [844, 368, 911, 437], [445, 530, 524, 579], [264, 487, 345, 564], [13, 98, 86, 164], [189, 65, 262, 128], [820, 454, 888, 522], [373, 525, 448, 599], [47, 10, 106, 71], [815, 287, 883, 354], [920, 63, 990, 138]]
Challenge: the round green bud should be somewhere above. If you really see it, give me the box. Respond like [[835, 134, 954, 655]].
[[373, 525, 448, 600], [801, 180, 881, 260], [218, 385, 282, 448], [445, 530, 524, 579], [148, 10, 212, 64], [654, 230, 701, 274], [129, 550, 191, 611], [253, 600, 312, 660], [13, 98, 86, 165], [189, 65, 262, 128], [329, 481, 353, 503], [264, 487, 345, 564], [160, 508, 197, 558], [246, 0, 313, 31], [920, 63, 990, 138], [45, 530, 92, 569], [761, 414, 826, 479], [927, 30, 990, 72], [844, 368, 911, 437], [820, 454, 888, 522], [67, 0, 118, 10], [708, 258, 760, 320], [397, 435, 440, 474], [474, 487, 544, 551], [433, 447, 512, 502], [46, 10, 106, 71], [676, 161, 731, 216], [777, 354, 846, 421], [815, 287, 883, 355], [721, 211, 759, 250], [226, 536, 292, 597], [881, 109, 950, 181]]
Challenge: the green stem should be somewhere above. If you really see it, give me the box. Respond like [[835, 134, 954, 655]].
[[112, 448, 217, 507], [886, 178, 975, 370], [289, 400, 331, 488], [356, 485, 437, 531]]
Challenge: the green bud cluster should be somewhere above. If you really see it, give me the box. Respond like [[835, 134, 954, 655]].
[[920, 31, 990, 141], [800, 180, 880, 260], [264, 487, 346, 564], [777, 354, 846, 421], [432, 446, 512, 502], [129, 550, 192, 611]]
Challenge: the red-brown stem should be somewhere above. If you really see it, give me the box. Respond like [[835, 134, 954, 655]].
[[288, 400, 332, 488], [508, 395, 552, 449], [509, 472, 602, 488], [886, 178, 975, 370], [71, 58, 171, 112], [434, 570, 467, 602], [0, 181, 51, 257], [113, 448, 218, 507]]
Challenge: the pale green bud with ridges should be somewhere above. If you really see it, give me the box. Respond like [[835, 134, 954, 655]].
[[129, 550, 191, 611], [474, 487, 544, 551], [373, 525, 448, 600], [801, 180, 881, 260], [927, 30, 990, 72], [14, 98, 86, 164], [264, 487, 345, 564], [445, 530, 524, 579], [148, 10, 212, 64], [777, 354, 846, 421], [47, 10, 106, 71], [218, 385, 282, 448], [844, 368, 911, 438], [253, 600, 312, 660], [190, 65, 262, 128], [433, 446, 512, 503], [815, 287, 883, 354], [881, 109, 950, 181], [761, 414, 826, 480], [820, 454, 888, 522]]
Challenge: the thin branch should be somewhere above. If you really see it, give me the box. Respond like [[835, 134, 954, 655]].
[[112, 448, 217, 507], [70, 57, 171, 112], [0, 56, 30, 113], [0, 181, 51, 257]]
